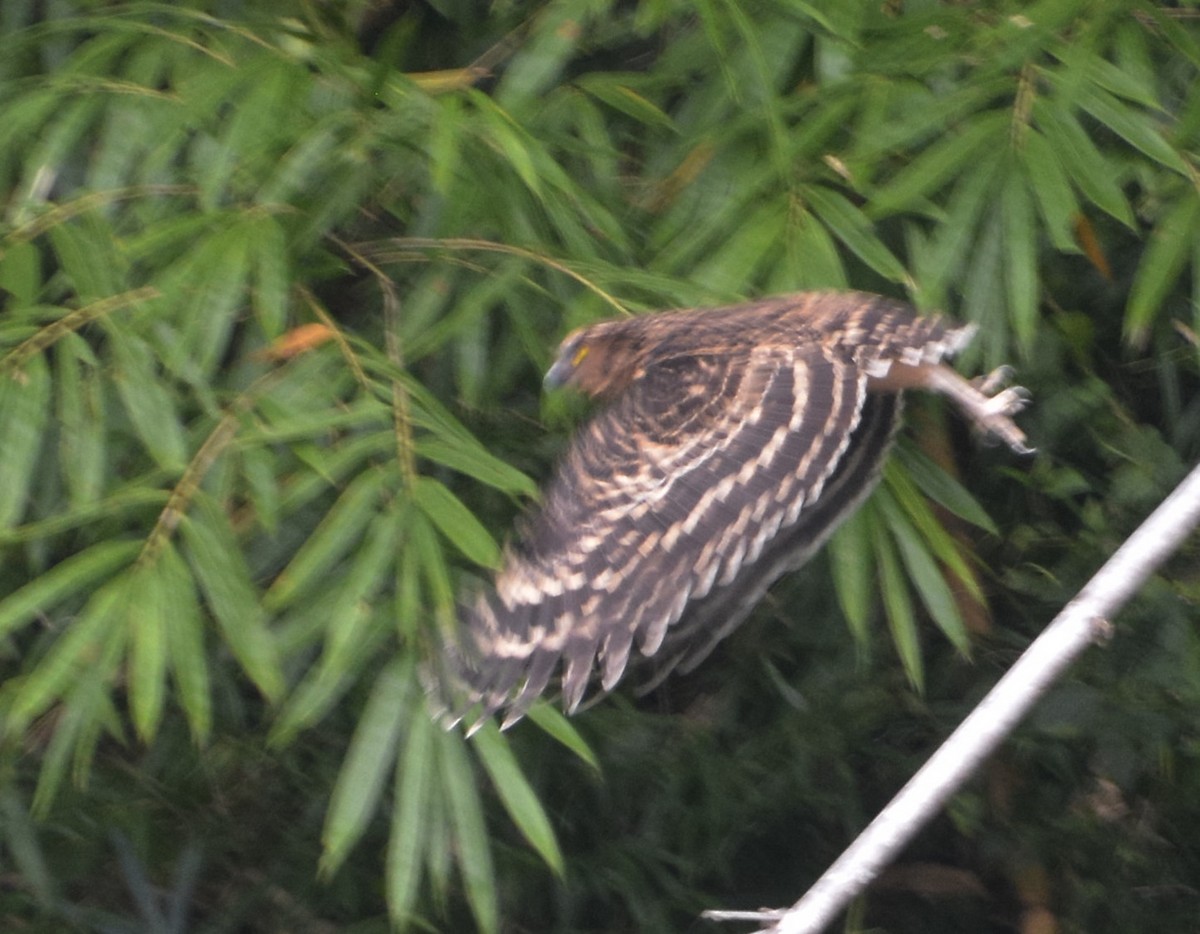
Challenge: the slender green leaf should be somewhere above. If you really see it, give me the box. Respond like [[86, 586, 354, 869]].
[[1018, 129, 1079, 252], [526, 702, 599, 770], [127, 564, 168, 741], [0, 540, 139, 640], [414, 476, 501, 570], [0, 354, 50, 529], [471, 722, 564, 874], [435, 726, 498, 934], [414, 437, 537, 498], [5, 576, 127, 734], [894, 445, 997, 535], [107, 329, 187, 470], [828, 507, 874, 647], [872, 521, 923, 691], [1126, 192, 1200, 344], [1034, 99, 1134, 228], [877, 493, 969, 654], [803, 184, 909, 284], [159, 542, 212, 744], [321, 659, 412, 875], [386, 702, 436, 927], [55, 340, 106, 509], [1001, 167, 1038, 354], [264, 467, 390, 612], [868, 111, 1007, 219], [181, 493, 283, 701]]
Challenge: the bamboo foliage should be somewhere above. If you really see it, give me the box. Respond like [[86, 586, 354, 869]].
[[0, 0, 1197, 929]]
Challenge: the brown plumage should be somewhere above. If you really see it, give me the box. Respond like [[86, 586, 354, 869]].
[[443, 291, 1029, 730]]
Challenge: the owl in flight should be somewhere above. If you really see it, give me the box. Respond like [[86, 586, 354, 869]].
[[443, 291, 1029, 730]]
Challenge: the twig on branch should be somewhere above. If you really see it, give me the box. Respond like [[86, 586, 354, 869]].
[[704, 460, 1200, 934]]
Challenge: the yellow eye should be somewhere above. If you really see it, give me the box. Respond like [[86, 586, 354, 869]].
[[571, 345, 590, 367]]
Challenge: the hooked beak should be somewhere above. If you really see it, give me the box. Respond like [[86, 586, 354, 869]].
[[543, 356, 572, 390]]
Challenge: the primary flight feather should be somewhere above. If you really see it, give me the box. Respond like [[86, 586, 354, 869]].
[[442, 291, 1029, 729]]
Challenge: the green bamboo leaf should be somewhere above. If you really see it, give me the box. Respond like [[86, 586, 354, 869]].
[[414, 476, 501, 570], [429, 95, 463, 198], [496, 2, 582, 106], [127, 564, 168, 741], [0, 239, 41, 306], [1074, 81, 1188, 174], [472, 92, 542, 198], [828, 507, 875, 647], [171, 223, 253, 377], [877, 494, 969, 654], [270, 513, 398, 745], [54, 340, 106, 509], [46, 212, 125, 302], [414, 437, 537, 498], [1126, 193, 1200, 345], [321, 659, 412, 876], [471, 722, 564, 874], [251, 214, 289, 336], [872, 522, 923, 691], [1018, 129, 1079, 252], [0, 540, 139, 640], [0, 354, 50, 529], [526, 702, 599, 771], [256, 116, 344, 205], [5, 576, 128, 734], [884, 461, 981, 601], [698, 200, 786, 292], [181, 493, 283, 702], [803, 185, 909, 284], [264, 467, 390, 612], [386, 708, 436, 927], [107, 329, 187, 470], [577, 76, 675, 129], [868, 111, 1008, 219], [0, 785, 55, 904], [32, 700, 85, 816], [435, 726, 498, 934], [159, 543, 211, 744], [1001, 168, 1039, 355], [1034, 100, 1134, 228], [894, 445, 997, 535]]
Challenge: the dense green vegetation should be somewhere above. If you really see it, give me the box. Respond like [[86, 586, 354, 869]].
[[1, 0, 1198, 930]]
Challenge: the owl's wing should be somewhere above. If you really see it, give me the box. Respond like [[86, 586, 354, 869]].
[[449, 342, 870, 728]]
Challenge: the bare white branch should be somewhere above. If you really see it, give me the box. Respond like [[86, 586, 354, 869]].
[[704, 460, 1200, 934]]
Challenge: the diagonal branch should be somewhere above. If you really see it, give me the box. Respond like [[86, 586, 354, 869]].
[[704, 459, 1200, 934]]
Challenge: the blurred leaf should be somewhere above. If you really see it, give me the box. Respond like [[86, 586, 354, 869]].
[[127, 563, 168, 740], [1001, 167, 1038, 355], [159, 542, 211, 744], [321, 659, 412, 876], [471, 722, 564, 874], [180, 493, 283, 702], [413, 476, 501, 570], [868, 111, 1007, 219], [0, 353, 50, 528], [872, 516, 923, 691], [264, 467, 390, 612], [414, 437, 537, 498], [5, 575, 127, 734], [803, 184, 909, 284], [435, 726, 498, 934], [526, 702, 599, 771], [1126, 192, 1200, 345], [386, 699, 436, 927], [829, 507, 875, 647], [0, 540, 139, 640]]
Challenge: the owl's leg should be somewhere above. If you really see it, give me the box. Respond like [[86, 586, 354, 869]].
[[869, 362, 1032, 454]]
